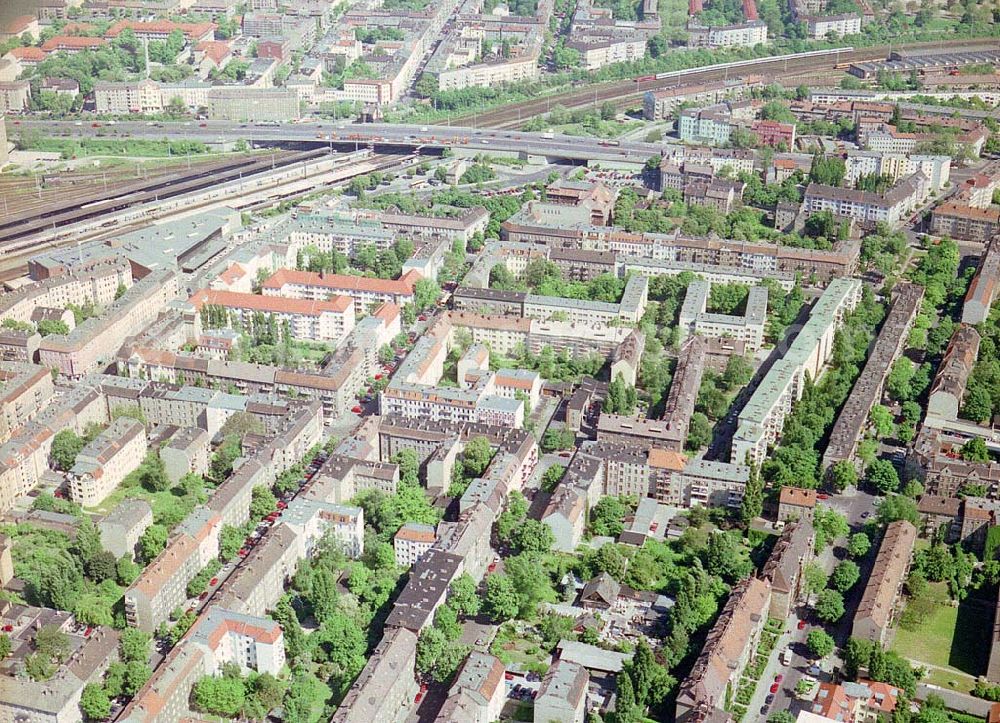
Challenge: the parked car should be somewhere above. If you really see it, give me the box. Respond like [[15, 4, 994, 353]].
[[769, 683, 779, 694]]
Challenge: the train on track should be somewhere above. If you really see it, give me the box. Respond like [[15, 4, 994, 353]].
[[633, 47, 855, 82]]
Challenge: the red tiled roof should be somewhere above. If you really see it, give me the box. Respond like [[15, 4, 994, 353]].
[[41, 36, 107, 51], [262, 268, 421, 295], [8, 46, 46, 61], [106, 19, 216, 41], [189, 288, 353, 315]]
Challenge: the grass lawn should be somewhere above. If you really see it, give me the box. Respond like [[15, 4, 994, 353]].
[[891, 582, 988, 688]]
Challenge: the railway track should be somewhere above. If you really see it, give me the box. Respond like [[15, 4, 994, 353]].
[[0, 149, 324, 246], [0, 152, 410, 280], [455, 38, 997, 129]]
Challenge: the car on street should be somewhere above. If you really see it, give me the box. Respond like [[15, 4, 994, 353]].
[[769, 683, 779, 694], [797, 619, 806, 629], [761, 706, 769, 715], [766, 695, 775, 705], [774, 674, 783, 683]]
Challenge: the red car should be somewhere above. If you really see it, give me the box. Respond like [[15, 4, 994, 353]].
[[238, 548, 248, 557], [199, 591, 209, 600], [505, 672, 514, 680], [209, 577, 218, 586], [418, 314, 427, 321], [277, 501, 287, 509], [774, 674, 783, 683], [351, 405, 362, 414], [769, 683, 779, 694], [817, 493, 829, 500], [84, 627, 93, 637], [487, 562, 498, 573], [797, 619, 806, 630]]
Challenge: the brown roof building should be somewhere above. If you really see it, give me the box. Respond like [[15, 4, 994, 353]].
[[777, 486, 817, 522], [927, 324, 981, 421], [676, 577, 771, 722], [823, 282, 924, 470], [851, 520, 916, 644], [963, 235, 1000, 325]]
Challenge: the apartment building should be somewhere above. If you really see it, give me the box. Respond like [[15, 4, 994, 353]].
[[394, 522, 437, 567], [436, 52, 541, 91], [844, 151, 951, 191], [664, 457, 749, 508], [263, 268, 419, 315], [69, 418, 147, 507], [963, 236, 1000, 325], [658, 335, 706, 456], [732, 278, 862, 466], [501, 214, 859, 281], [676, 577, 772, 722], [119, 643, 209, 723], [688, 19, 768, 48], [39, 270, 178, 379], [188, 606, 286, 675], [40, 36, 108, 54], [438, 652, 507, 723], [214, 524, 302, 618], [931, 202, 1000, 243], [852, 520, 916, 644], [678, 103, 738, 145], [105, 19, 216, 43], [678, 279, 768, 351], [762, 521, 814, 619], [804, 12, 861, 38], [927, 324, 980, 421], [0, 605, 120, 723], [331, 627, 419, 723], [124, 509, 221, 631], [281, 497, 365, 558], [778, 486, 817, 522], [802, 173, 928, 228], [534, 659, 589, 723], [751, 119, 796, 148], [569, 34, 646, 71], [643, 76, 761, 120], [0, 363, 54, 444], [99, 499, 153, 561], [822, 283, 923, 469], [189, 288, 356, 343], [159, 425, 210, 483], [94, 79, 164, 114], [0, 81, 29, 113], [207, 87, 300, 122]]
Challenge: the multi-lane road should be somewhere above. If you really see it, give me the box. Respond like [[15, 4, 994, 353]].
[[13, 118, 663, 165]]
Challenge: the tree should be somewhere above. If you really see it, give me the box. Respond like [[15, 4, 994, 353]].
[[510, 518, 554, 555], [807, 629, 835, 658], [483, 574, 519, 622], [617, 672, 637, 721], [138, 453, 170, 492], [704, 530, 752, 583], [831, 560, 860, 592], [961, 437, 990, 462], [449, 574, 481, 617], [803, 562, 828, 597], [0, 634, 10, 659], [120, 629, 151, 663], [848, 532, 871, 558], [37, 319, 69, 336], [51, 429, 84, 471], [740, 466, 763, 525], [867, 459, 900, 495], [962, 386, 993, 423], [878, 494, 919, 526], [462, 436, 493, 477], [192, 673, 246, 717], [249, 485, 277, 521], [686, 412, 713, 451], [769, 712, 796, 723], [138, 524, 168, 563], [590, 496, 628, 537], [829, 460, 858, 492], [813, 507, 849, 550], [869, 405, 896, 439], [815, 589, 845, 623], [80, 683, 111, 721]]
